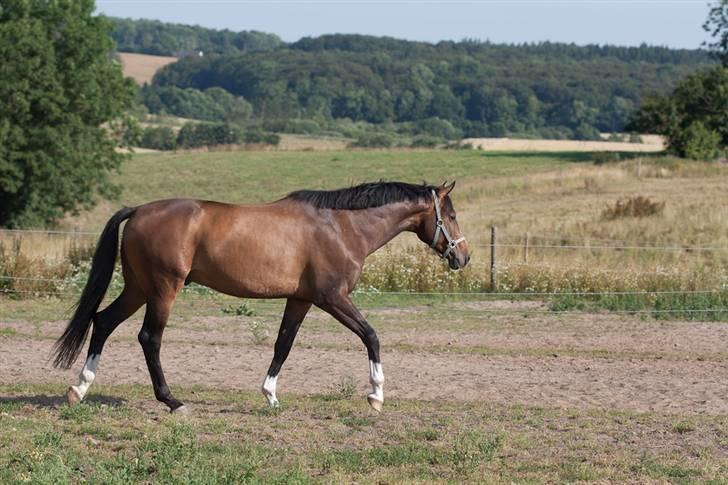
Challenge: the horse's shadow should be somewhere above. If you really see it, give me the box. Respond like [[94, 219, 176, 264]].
[[0, 394, 126, 409]]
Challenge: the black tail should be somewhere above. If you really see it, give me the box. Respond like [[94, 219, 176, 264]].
[[52, 207, 136, 368]]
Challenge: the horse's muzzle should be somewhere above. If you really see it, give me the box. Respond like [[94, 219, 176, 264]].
[[448, 253, 470, 270]]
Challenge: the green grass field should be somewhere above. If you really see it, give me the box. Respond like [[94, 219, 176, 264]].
[[75, 149, 581, 228], [2, 383, 727, 484]]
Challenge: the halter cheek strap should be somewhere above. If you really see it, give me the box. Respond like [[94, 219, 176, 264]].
[[430, 190, 466, 259]]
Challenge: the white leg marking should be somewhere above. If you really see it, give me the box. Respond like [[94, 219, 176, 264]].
[[70, 354, 100, 401], [262, 374, 279, 407], [367, 360, 384, 409]]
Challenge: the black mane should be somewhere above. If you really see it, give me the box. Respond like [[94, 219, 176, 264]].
[[287, 181, 436, 210]]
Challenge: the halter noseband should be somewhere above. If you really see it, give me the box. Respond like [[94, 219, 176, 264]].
[[430, 190, 466, 259]]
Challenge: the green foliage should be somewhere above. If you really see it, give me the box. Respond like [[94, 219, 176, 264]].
[[176, 122, 242, 148], [109, 17, 283, 56], [221, 302, 255, 316], [679, 121, 722, 160], [140, 85, 252, 123], [630, 67, 728, 157], [628, 132, 644, 143], [703, 0, 728, 67], [147, 32, 711, 138], [140, 126, 176, 151], [549, 291, 728, 321], [349, 132, 396, 148], [0, 0, 137, 227], [242, 130, 280, 146]]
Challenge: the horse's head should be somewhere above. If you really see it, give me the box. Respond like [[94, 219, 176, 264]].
[[416, 181, 471, 270]]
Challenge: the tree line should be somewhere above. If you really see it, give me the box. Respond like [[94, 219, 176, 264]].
[[125, 23, 712, 139]]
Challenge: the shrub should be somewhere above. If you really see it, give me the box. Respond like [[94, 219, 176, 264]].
[[414, 117, 462, 139], [139, 126, 176, 151], [349, 133, 395, 148], [592, 152, 621, 165], [679, 121, 722, 160], [176, 122, 242, 148], [242, 130, 280, 146], [602, 195, 665, 220], [607, 132, 625, 142], [628, 132, 644, 143]]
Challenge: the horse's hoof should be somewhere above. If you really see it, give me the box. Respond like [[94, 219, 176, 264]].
[[367, 395, 383, 412], [66, 387, 82, 407], [170, 405, 189, 415]]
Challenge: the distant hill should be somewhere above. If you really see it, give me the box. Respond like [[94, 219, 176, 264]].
[[109, 17, 283, 56], [111, 18, 715, 138]]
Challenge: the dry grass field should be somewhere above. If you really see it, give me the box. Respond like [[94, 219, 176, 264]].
[[118, 52, 177, 85], [463, 135, 665, 153]]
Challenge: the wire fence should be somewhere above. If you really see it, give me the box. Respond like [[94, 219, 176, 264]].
[[3, 227, 728, 253]]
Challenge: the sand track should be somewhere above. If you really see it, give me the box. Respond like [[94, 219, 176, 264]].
[[2, 309, 727, 415]]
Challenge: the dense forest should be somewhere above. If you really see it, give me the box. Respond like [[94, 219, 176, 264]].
[[113, 18, 715, 139], [110, 18, 282, 55]]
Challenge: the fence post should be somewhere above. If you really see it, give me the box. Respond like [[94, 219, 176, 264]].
[[523, 231, 529, 263], [490, 226, 497, 291]]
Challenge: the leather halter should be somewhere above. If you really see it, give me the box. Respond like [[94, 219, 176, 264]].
[[430, 190, 466, 259]]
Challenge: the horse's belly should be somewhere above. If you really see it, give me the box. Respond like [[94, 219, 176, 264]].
[[189, 259, 303, 299]]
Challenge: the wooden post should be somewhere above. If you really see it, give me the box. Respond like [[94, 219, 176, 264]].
[[523, 231, 529, 263], [490, 226, 497, 291]]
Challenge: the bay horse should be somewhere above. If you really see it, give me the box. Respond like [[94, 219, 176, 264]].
[[52, 181, 470, 413]]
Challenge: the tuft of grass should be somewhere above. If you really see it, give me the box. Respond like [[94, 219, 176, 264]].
[[332, 375, 357, 399], [221, 302, 255, 316], [672, 421, 695, 434]]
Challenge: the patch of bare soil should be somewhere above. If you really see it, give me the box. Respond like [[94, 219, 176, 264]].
[[119, 52, 177, 85], [2, 308, 728, 415]]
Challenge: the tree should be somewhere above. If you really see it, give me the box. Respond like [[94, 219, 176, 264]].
[[0, 0, 137, 227], [704, 0, 728, 66]]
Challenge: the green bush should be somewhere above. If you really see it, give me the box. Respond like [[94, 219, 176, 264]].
[[140, 126, 176, 151], [176, 123, 242, 148], [607, 132, 625, 142], [349, 133, 396, 148], [628, 132, 643, 143], [242, 130, 281, 146], [141, 85, 252, 123], [680, 121, 722, 160]]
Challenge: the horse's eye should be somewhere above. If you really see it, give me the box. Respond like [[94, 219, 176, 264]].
[[450, 214, 457, 221]]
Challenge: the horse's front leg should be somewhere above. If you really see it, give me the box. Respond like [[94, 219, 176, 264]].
[[262, 299, 312, 407], [317, 292, 385, 412]]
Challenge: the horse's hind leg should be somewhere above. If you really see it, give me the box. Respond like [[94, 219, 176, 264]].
[[138, 289, 185, 413], [67, 285, 145, 405], [262, 299, 312, 407]]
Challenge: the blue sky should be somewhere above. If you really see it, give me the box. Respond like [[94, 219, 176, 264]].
[[96, 0, 712, 49]]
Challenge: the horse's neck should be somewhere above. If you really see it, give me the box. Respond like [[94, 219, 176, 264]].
[[351, 202, 425, 257]]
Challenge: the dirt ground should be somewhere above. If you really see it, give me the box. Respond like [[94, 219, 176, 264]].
[[1, 302, 727, 415]]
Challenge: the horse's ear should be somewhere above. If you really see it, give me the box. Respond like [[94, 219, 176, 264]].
[[437, 180, 456, 200]]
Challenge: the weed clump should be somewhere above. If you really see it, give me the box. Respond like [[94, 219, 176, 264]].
[[602, 196, 665, 220]]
